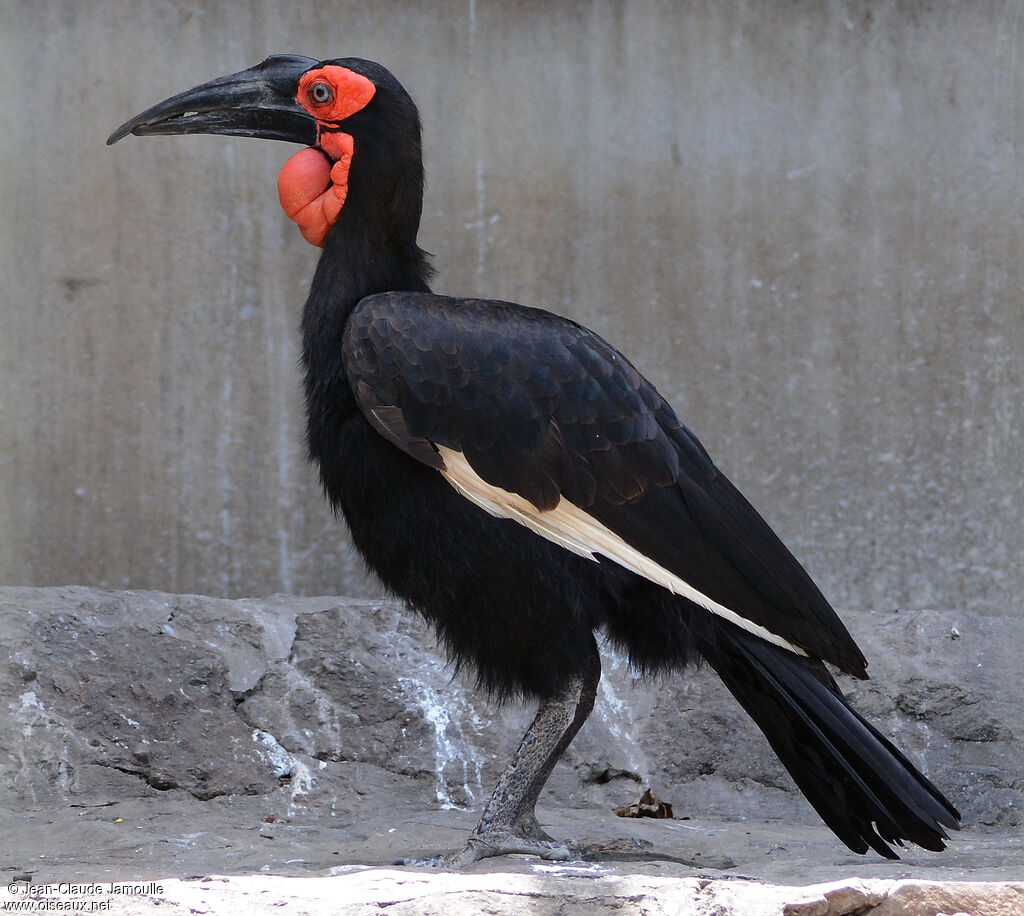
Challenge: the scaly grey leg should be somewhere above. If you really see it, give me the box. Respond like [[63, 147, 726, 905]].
[[511, 637, 600, 843], [398, 636, 601, 868]]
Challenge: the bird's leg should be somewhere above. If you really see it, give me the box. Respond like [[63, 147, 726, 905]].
[[510, 640, 600, 845], [398, 637, 601, 868]]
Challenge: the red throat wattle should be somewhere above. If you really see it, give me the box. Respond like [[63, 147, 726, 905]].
[[278, 144, 352, 247], [277, 65, 376, 247]]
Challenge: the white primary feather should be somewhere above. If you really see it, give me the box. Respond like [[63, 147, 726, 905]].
[[437, 445, 807, 657]]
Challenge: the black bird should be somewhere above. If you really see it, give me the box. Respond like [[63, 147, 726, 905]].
[[109, 55, 960, 867]]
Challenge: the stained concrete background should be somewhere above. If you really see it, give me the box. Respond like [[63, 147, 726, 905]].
[[1, 1, 1021, 618]]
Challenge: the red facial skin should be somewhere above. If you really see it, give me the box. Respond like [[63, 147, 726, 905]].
[[277, 144, 351, 247], [277, 66, 376, 247]]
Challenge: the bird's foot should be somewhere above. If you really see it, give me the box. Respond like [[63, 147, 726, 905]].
[[513, 812, 558, 843], [394, 830, 591, 869]]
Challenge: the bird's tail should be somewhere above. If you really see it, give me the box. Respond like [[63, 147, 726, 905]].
[[701, 626, 961, 858]]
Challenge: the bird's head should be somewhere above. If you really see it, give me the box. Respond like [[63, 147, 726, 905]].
[[108, 55, 425, 247]]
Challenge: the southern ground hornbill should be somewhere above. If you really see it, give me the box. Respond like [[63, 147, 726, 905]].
[[109, 55, 960, 866]]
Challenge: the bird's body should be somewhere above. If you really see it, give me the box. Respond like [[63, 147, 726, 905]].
[[109, 54, 961, 866]]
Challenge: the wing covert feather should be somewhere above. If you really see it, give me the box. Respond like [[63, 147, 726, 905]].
[[344, 291, 680, 510]]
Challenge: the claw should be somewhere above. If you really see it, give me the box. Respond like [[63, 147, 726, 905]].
[[394, 832, 591, 869]]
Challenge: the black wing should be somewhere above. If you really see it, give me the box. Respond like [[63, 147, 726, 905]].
[[343, 291, 867, 675]]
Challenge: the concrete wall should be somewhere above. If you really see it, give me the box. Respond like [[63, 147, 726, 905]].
[[1, 2, 1020, 617]]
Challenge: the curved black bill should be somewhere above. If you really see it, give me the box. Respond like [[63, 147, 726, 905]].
[[107, 54, 319, 147]]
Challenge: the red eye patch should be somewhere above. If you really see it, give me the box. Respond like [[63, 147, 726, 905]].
[[297, 66, 376, 123]]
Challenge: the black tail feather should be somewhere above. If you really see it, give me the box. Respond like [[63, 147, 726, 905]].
[[702, 626, 961, 858]]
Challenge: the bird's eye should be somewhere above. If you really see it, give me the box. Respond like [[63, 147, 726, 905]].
[[309, 81, 334, 105]]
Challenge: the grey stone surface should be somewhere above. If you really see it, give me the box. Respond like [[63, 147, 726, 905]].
[[1, 3, 1021, 630], [3, 586, 1023, 894]]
